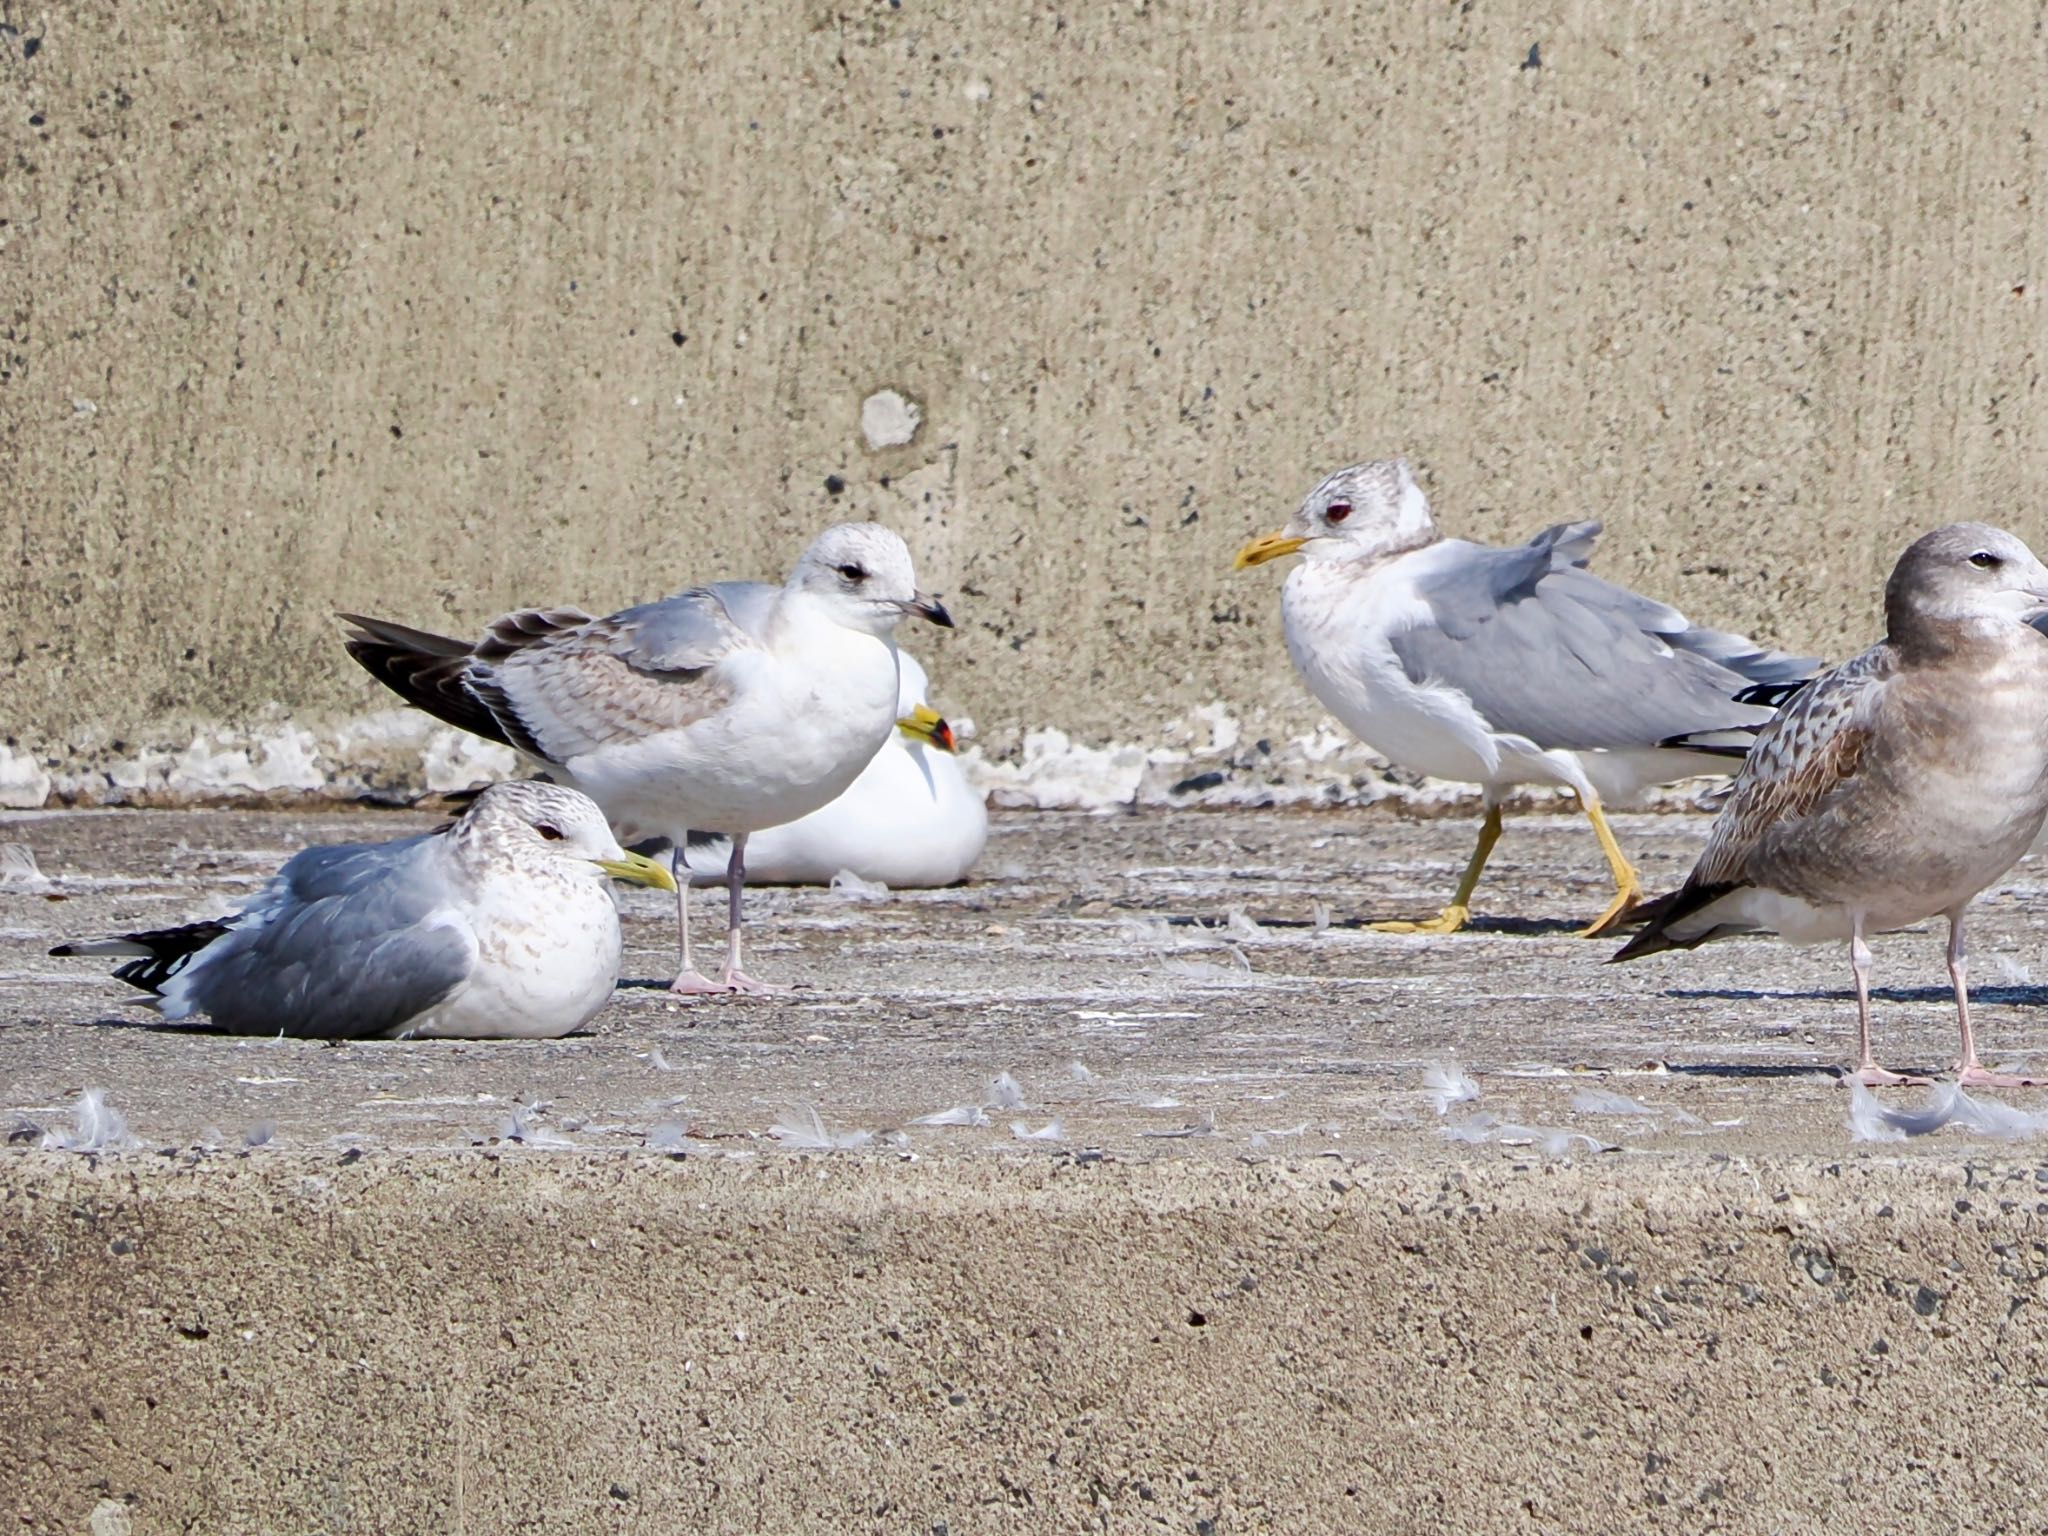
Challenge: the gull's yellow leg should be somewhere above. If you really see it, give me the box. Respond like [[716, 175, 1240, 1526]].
[[1578, 796, 1644, 938], [1372, 805, 1504, 935]]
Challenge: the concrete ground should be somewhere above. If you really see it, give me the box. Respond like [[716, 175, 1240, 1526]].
[[9, 804, 2048, 1532]]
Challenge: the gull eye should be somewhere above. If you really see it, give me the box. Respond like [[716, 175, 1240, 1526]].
[[1326, 502, 1352, 524], [1969, 551, 2003, 569], [535, 823, 565, 842], [836, 562, 868, 583]]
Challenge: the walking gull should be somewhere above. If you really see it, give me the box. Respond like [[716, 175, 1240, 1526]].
[[676, 652, 989, 888], [1234, 459, 1813, 935], [50, 782, 676, 1040], [341, 523, 953, 994], [1614, 523, 2048, 1088]]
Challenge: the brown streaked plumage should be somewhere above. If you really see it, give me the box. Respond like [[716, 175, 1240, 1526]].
[[1616, 522, 2048, 1088]]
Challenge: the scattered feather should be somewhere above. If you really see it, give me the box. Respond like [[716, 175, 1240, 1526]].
[[1010, 1117, 1065, 1142], [0, 843, 51, 892], [496, 1104, 574, 1148], [1443, 1112, 1610, 1158], [909, 1105, 991, 1128], [1994, 956, 2032, 986], [1847, 1080, 2048, 1142], [1068, 1060, 1096, 1082], [1422, 1062, 1480, 1114], [1225, 907, 1264, 941], [1248, 1122, 1312, 1150], [769, 1102, 872, 1151], [40, 1089, 132, 1153], [828, 869, 890, 902], [985, 1072, 1027, 1110], [243, 1120, 277, 1149], [1311, 901, 1332, 934], [1126, 1093, 1183, 1110], [1570, 1087, 1658, 1117], [1141, 1110, 1218, 1140], [637, 1047, 676, 1072], [645, 1120, 691, 1152]]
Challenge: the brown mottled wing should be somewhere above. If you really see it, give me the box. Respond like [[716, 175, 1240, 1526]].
[[1688, 643, 1895, 888], [472, 585, 767, 763]]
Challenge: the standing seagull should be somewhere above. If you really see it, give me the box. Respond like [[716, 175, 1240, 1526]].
[[1235, 459, 1813, 935], [1613, 523, 2048, 1088], [51, 782, 677, 1039], [341, 524, 953, 994]]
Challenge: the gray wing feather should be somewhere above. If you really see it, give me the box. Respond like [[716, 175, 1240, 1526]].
[[476, 585, 766, 761], [174, 836, 475, 1039], [1388, 524, 1817, 752]]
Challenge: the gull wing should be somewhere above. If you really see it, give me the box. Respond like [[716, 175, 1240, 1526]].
[[1387, 523, 1813, 752]]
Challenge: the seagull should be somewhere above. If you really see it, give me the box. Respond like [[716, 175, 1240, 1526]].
[[1613, 522, 2048, 1088], [1235, 458, 1814, 935], [50, 781, 676, 1039], [341, 523, 954, 994], [676, 652, 989, 888]]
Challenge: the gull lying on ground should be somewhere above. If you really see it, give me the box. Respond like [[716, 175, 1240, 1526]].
[[1235, 458, 1813, 935], [341, 523, 953, 993], [675, 653, 988, 888], [50, 782, 675, 1039], [1614, 523, 2048, 1088]]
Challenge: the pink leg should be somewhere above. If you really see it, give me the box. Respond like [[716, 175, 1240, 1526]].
[[719, 833, 788, 995], [668, 845, 728, 996], [1846, 916, 1927, 1087], [1949, 908, 2043, 1088]]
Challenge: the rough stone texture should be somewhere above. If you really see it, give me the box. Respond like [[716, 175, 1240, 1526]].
[[10, 804, 2048, 1529], [10, 3, 2048, 771]]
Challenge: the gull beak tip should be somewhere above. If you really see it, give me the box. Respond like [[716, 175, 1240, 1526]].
[[595, 850, 679, 892]]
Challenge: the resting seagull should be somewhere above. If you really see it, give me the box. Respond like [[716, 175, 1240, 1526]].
[[1235, 459, 1813, 935], [678, 653, 989, 888], [342, 523, 954, 994], [1614, 523, 2048, 1088], [50, 782, 676, 1039]]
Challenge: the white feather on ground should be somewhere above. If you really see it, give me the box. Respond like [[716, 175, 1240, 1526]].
[[770, 1102, 873, 1151], [1443, 1112, 1612, 1158], [0, 843, 50, 892], [1068, 1061, 1095, 1082], [40, 1089, 132, 1153], [985, 1072, 1027, 1110], [1010, 1117, 1065, 1142], [1423, 1062, 1481, 1114], [1847, 1080, 2048, 1142], [827, 870, 890, 902], [1570, 1087, 1659, 1117], [495, 1104, 575, 1148], [244, 1120, 277, 1148], [909, 1105, 991, 1128], [645, 1120, 691, 1152]]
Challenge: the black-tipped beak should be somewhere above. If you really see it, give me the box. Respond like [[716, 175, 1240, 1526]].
[[905, 591, 954, 628]]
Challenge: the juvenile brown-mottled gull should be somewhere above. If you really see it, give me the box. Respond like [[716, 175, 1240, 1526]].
[[50, 782, 676, 1040], [1235, 459, 1813, 935], [1614, 523, 2048, 1087], [341, 524, 953, 993]]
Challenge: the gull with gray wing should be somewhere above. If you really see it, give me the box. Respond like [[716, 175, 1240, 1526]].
[[1236, 459, 1813, 935], [1614, 523, 2048, 1088], [341, 523, 953, 993], [50, 781, 676, 1039]]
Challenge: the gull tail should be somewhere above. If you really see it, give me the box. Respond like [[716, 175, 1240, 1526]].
[[1608, 881, 1749, 962], [338, 613, 516, 750], [51, 920, 230, 995]]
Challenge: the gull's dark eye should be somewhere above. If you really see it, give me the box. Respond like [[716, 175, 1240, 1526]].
[[535, 823, 564, 841], [1969, 550, 2003, 569], [1326, 502, 1352, 524], [837, 562, 868, 583]]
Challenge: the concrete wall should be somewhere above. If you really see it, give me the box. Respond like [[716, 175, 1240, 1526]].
[[9, 1, 2048, 784], [12, 1153, 2048, 1534]]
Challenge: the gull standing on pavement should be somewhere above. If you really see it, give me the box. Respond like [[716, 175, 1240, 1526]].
[[1235, 459, 1813, 935], [341, 523, 953, 994], [50, 782, 676, 1039], [1614, 523, 2048, 1087]]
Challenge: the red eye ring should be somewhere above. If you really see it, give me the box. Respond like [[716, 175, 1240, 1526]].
[[1326, 502, 1352, 523]]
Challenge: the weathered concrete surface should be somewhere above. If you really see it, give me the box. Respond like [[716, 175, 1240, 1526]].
[[10, 2, 2048, 777], [9, 805, 2048, 1530]]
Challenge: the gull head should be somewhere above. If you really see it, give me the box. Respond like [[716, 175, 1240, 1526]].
[[1235, 458, 1439, 570], [1886, 522, 2048, 641], [789, 523, 954, 635], [460, 781, 677, 890]]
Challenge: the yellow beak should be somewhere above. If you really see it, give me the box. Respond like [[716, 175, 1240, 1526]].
[[1234, 531, 1309, 569], [593, 850, 679, 892], [895, 703, 959, 754]]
